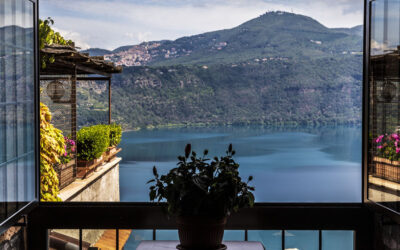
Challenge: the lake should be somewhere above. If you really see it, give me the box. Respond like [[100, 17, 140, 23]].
[[119, 125, 361, 203], [120, 125, 360, 249]]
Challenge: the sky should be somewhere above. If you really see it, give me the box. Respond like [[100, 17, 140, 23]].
[[40, 0, 364, 50]]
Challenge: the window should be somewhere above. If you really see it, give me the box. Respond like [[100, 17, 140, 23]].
[[0, 0, 36, 225], [367, 0, 400, 214]]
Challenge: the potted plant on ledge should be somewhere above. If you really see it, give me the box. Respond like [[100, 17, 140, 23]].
[[76, 125, 110, 178], [148, 144, 255, 250], [105, 123, 122, 162], [373, 133, 400, 183], [55, 136, 76, 189]]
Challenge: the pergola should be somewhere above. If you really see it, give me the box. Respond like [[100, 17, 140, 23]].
[[40, 44, 122, 139], [40, 44, 122, 186]]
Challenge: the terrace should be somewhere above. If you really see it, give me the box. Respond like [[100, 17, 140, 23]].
[[0, 0, 400, 249]]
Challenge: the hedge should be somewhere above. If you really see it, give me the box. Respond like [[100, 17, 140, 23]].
[[109, 123, 122, 147], [77, 124, 110, 161]]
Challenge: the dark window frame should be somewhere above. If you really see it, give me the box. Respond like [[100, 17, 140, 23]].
[[0, 0, 39, 233], [363, 0, 400, 223]]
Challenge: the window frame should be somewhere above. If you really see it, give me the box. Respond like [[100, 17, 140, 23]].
[[363, 0, 400, 223], [0, 0, 40, 233]]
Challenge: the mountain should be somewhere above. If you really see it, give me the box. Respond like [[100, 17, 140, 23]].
[[83, 12, 362, 67], [81, 48, 111, 56], [332, 25, 363, 37], [77, 11, 363, 129], [0, 26, 34, 56]]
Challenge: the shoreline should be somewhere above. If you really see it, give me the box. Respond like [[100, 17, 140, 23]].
[[122, 121, 362, 133]]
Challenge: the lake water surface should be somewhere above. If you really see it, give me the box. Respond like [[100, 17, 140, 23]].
[[119, 125, 361, 202], [120, 125, 360, 249]]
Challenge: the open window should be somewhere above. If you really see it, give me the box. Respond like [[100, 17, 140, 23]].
[[367, 0, 400, 216], [0, 0, 38, 231]]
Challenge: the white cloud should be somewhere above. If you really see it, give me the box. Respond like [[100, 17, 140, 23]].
[[52, 27, 91, 50], [40, 0, 364, 50]]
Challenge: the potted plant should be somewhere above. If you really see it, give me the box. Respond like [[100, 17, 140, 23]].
[[54, 136, 76, 189], [373, 133, 400, 183], [148, 144, 255, 250], [76, 125, 110, 178], [105, 123, 122, 162]]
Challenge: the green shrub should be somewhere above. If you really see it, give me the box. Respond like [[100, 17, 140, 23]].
[[109, 123, 122, 147], [77, 124, 110, 161]]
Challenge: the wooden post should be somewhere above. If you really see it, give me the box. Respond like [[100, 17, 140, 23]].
[[71, 67, 77, 178], [109, 78, 111, 124]]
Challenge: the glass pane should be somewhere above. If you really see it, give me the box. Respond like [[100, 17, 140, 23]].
[[83, 229, 117, 249], [156, 230, 179, 240], [322, 231, 354, 250], [223, 230, 244, 241], [285, 230, 318, 250], [125, 230, 153, 249], [0, 221, 27, 250], [0, 0, 36, 224], [368, 0, 400, 213], [49, 229, 81, 250], [248, 230, 281, 250]]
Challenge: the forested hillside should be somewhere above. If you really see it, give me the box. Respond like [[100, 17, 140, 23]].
[[78, 11, 363, 129]]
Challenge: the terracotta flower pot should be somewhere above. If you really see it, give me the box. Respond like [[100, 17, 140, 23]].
[[176, 216, 227, 250], [76, 155, 104, 179]]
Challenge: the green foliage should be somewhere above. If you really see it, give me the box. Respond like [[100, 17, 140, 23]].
[[77, 124, 110, 161], [109, 123, 122, 147], [148, 144, 255, 218], [40, 102, 65, 202], [39, 17, 74, 69]]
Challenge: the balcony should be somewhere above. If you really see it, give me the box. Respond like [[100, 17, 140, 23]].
[[1, 0, 400, 250]]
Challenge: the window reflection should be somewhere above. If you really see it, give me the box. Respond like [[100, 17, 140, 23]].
[[368, 0, 400, 213], [0, 0, 36, 225]]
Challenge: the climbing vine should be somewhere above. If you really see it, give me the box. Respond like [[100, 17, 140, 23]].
[[40, 102, 65, 201], [39, 17, 74, 69]]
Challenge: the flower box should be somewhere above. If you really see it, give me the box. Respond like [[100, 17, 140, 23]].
[[372, 156, 400, 183], [76, 155, 104, 179], [54, 159, 76, 190], [104, 146, 122, 162]]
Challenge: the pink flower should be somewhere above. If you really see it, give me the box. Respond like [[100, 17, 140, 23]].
[[396, 147, 400, 154], [377, 145, 383, 149], [376, 135, 384, 143], [64, 152, 67, 156], [392, 134, 400, 140]]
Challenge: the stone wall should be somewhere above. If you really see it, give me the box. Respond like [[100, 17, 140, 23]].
[[52, 159, 121, 247], [69, 163, 120, 202]]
